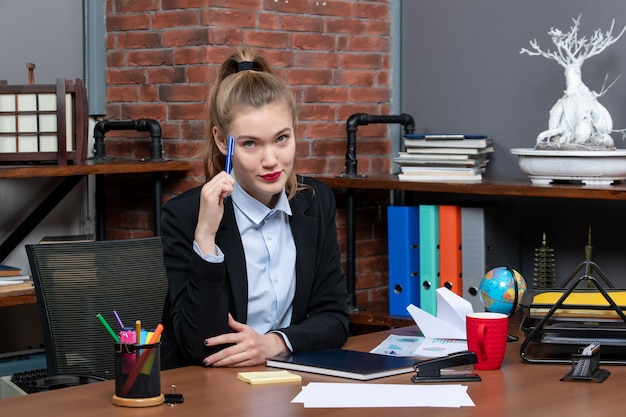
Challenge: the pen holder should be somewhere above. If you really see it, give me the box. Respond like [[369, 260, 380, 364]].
[[560, 347, 610, 383], [112, 343, 164, 407]]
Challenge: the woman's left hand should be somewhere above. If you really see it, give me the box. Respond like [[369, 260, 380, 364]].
[[202, 314, 288, 367]]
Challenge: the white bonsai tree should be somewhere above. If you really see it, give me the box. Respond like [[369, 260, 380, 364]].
[[520, 15, 626, 150]]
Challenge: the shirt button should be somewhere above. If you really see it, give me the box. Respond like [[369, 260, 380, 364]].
[[268, 234, 273, 240], [272, 275, 279, 282]]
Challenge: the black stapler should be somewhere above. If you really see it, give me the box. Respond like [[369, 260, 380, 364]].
[[411, 351, 481, 383]]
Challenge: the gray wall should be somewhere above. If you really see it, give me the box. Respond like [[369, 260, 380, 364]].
[[400, 1, 626, 286], [0, 0, 86, 357], [0, 0, 83, 84], [401, 0, 626, 178]]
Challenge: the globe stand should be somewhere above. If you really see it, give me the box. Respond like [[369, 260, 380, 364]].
[[507, 269, 520, 342]]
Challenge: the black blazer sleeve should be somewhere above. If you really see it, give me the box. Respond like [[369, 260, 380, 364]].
[[160, 186, 234, 369]]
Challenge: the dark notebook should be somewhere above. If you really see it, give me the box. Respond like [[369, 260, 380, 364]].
[[266, 349, 417, 381]]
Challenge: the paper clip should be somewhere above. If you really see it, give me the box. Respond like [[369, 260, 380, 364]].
[[164, 384, 184, 405]]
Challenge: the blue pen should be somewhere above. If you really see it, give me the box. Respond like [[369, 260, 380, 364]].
[[225, 135, 234, 174]]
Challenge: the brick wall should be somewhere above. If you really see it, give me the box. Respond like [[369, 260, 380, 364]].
[[103, 0, 392, 305]]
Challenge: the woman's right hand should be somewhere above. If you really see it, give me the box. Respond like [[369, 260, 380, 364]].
[[194, 171, 235, 256]]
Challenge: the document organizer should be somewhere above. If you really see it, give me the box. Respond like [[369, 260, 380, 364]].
[[519, 263, 626, 365], [0, 79, 88, 165]]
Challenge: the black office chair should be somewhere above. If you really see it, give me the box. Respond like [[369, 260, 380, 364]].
[[25, 237, 168, 389]]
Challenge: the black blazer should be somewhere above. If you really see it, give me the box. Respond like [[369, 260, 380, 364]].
[[160, 176, 349, 369]]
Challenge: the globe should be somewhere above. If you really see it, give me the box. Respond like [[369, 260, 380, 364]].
[[479, 266, 527, 315]]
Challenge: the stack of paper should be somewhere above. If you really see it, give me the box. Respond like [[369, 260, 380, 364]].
[[292, 382, 475, 408]]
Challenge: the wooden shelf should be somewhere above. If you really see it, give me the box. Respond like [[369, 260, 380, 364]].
[[315, 174, 626, 201], [0, 158, 190, 179]]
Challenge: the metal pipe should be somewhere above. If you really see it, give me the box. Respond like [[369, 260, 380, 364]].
[[93, 118, 163, 160], [343, 113, 415, 177], [341, 113, 415, 311]]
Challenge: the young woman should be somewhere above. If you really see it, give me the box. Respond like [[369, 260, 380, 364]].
[[160, 49, 349, 369]]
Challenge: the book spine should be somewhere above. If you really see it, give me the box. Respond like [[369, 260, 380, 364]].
[[387, 206, 420, 317], [418, 205, 439, 315], [438, 205, 462, 296]]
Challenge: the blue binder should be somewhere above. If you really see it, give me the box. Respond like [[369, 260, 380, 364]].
[[418, 205, 440, 315], [387, 206, 420, 317]]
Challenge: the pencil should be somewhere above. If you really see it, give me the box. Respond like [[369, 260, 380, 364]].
[[96, 313, 120, 343], [135, 320, 141, 345]]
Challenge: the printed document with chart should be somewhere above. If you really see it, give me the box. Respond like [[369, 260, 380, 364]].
[[371, 287, 472, 358]]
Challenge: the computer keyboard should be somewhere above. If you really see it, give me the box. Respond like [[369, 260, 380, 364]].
[[10, 368, 48, 394]]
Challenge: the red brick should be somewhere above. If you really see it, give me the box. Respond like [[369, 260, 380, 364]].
[[292, 34, 335, 51], [162, 0, 211, 10], [354, 2, 389, 19], [146, 67, 187, 84], [120, 103, 167, 120], [173, 47, 206, 65], [162, 29, 209, 47], [128, 49, 174, 66], [326, 18, 367, 34], [151, 10, 202, 29], [159, 85, 209, 102], [277, 15, 324, 32], [206, 9, 257, 27], [117, 32, 162, 49], [107, 14, 151, 32], [107, 85, 140, 102], [244, 31, 290, 49], [112, 0, 159, 13]]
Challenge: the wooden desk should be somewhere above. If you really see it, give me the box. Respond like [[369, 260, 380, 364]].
[[1, 323, 624, 416], [0, 287, 36, 308], [0, 159, 190, 260]]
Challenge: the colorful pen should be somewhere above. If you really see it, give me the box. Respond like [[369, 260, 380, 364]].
[[96, 313, 120, 343], [225, 135, 234, 174], [121, 323, 165, 395], [113, 310, 124, 329]]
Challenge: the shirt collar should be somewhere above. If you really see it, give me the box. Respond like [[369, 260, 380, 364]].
[[231, 181, 292, 225]]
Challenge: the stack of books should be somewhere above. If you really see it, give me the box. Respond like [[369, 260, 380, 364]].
[[0, 264, 33, 293], [394, 134, 494, 181]]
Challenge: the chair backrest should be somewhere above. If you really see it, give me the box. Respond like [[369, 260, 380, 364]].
[[26, 237, 168, 380]]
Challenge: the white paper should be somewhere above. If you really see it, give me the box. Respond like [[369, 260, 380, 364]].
[[292, 382, 475, 408], [406, 287, 473, 340]]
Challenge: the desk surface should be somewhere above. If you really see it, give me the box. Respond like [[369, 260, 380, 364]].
[[1, 323, 624, 416]]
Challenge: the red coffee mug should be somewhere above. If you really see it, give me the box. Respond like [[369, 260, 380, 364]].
[[466, 312, 508, 370]]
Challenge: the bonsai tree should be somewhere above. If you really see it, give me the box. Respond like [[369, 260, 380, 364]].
[[520, 15, 626, 150]]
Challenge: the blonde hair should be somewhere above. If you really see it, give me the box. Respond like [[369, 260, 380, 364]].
[[204, 48, 302, 199]]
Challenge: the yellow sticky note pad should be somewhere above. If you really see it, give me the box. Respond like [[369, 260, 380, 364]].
[[237, 370, 302, 385]]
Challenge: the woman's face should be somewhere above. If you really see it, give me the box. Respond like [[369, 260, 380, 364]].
[[217, 102, 296, 207]]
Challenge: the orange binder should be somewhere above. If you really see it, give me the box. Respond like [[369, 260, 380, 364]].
[[438, 205, 462, 296]]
